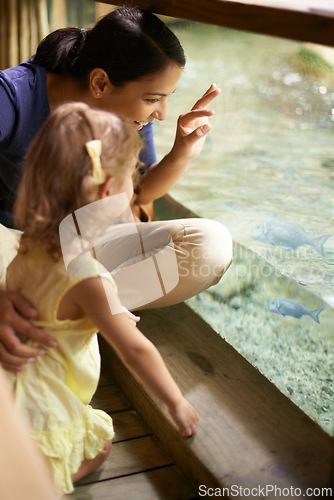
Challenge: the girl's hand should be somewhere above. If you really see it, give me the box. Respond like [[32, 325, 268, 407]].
[[0, 291, 57, 371], [171, 83, 221, 164], [168, 397, 199, 437]]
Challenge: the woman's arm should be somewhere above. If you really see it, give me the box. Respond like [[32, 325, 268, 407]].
[[67, 276, 199, 437], [0, 291, 58, 371], [136, 83, 221, 205], [0, 79, 17, 141]]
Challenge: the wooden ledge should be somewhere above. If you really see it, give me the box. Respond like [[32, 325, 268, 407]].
[[93, 0, 334, 47], [100, 302, 333, 495]]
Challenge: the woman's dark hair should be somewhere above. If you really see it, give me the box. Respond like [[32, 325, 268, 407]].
[[30, 6, 185, 86]]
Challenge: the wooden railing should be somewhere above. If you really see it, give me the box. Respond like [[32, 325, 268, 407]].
[[92, 0, 334, 47]]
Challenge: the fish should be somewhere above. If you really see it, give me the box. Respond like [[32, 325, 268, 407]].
[[252, 220, 331, 256], [269, 299, 324, 323]]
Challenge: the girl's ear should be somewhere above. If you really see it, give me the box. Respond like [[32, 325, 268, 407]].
[[89, 68, 113, 98], [98, 177, 115, 199]]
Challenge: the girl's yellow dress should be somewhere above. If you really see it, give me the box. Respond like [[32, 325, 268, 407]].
[[5, 243, 114, 494]]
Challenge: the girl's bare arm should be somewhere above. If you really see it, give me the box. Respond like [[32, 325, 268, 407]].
[[64, 276, 199, 437]]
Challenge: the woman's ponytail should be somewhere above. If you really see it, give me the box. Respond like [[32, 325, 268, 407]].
[[30, 7, 185, 85], [29, 27, 88, 75]]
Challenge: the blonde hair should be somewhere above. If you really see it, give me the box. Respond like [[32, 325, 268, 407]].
[[14, 102, 142, 258]]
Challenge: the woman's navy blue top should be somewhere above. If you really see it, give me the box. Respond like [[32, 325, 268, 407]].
[[0, 62, 157, 227]]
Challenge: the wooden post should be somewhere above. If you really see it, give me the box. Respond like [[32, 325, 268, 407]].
[[8, 0, 18, 67], [37, 0, 49, 40], [30, 0, 39, 53], [50, 0, 67, 30], [19, 0, 30, 62], [95, 1, 114, 19], [0, 2, 5, 68]]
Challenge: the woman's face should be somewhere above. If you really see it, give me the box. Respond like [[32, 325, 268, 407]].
[[102, 63, 183, 130]]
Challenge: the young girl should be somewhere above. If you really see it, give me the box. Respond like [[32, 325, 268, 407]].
[[5, 102, 199, 495]]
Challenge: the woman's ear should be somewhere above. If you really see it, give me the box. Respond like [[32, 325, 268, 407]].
[[89, 68, 111, 98], [98, 177, 115, 199]]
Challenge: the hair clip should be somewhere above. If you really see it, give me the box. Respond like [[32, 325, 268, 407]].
[[85, 140, 106, 185]]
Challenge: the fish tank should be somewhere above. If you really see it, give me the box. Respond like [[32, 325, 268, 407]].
[[154, 20, 334, 436]]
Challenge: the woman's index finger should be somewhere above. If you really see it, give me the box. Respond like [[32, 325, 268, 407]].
[[191, 86, 221, 111]]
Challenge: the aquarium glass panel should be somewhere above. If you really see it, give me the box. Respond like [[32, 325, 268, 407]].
[[154, 19, 334, 436]]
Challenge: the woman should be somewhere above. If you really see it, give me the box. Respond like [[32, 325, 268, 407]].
[[0, 6, 232, 371]]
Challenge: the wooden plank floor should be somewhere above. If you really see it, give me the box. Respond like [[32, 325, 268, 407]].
[[68, 371, 197, 499]]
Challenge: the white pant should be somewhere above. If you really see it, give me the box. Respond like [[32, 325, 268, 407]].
[[0, 218, 232, 310]]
